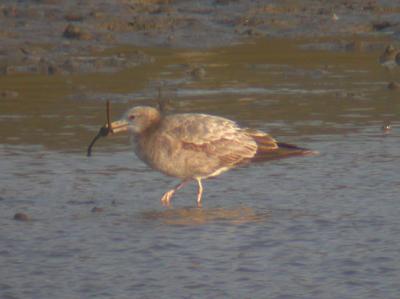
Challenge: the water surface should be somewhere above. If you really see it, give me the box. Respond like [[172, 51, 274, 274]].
[[1, 38, 400, 299]]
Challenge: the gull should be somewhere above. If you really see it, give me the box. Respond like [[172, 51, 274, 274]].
[[89, 105, 317, 207]]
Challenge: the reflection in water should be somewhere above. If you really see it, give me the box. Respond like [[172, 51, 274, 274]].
[[141, 206, 270, 225]]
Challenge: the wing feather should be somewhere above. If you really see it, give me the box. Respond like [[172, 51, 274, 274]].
[[162, 114, 257, 166]]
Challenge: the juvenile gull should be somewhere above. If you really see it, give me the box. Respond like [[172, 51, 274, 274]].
[[103, 106, 317, 207]]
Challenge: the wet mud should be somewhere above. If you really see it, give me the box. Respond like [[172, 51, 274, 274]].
[[1, 0, 400, 76]]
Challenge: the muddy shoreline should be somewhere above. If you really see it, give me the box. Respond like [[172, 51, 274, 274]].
[[0, 0, 399, 76]]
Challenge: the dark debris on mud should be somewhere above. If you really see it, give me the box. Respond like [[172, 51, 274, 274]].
[[0, 0, 399, 75], [13, 212, 30, 221]]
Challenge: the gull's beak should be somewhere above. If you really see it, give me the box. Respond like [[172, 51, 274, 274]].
[[109, 119, 129, 134]]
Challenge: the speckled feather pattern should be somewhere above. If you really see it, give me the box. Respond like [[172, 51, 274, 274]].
[[134, 113, 264, 179], [110, 106, 316, 206], [122, 107, 310, 181]]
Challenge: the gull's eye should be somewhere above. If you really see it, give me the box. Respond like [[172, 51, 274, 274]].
[[128, 115, 135, 120]]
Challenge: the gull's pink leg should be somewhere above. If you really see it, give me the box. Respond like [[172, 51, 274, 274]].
[[160, 180, 188, 207], [196, 178, 203, 208]]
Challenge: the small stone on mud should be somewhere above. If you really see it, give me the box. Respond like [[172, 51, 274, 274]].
[[89, 11, 105, 19], [190, 66, 206, 80], [64, 14, 84, 22], [13, 212, 30, 221], [387, 82, 400, 90], [91, 207, 104, 213], [0, 90, 19, 98], [63, 24, 93, 40], [372, 21, 393, 31]]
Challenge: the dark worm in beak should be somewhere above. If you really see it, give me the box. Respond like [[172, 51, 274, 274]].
[[87, 100, 113, 157]]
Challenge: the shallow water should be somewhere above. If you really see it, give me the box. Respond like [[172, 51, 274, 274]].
[[1, 38, 400, 299]]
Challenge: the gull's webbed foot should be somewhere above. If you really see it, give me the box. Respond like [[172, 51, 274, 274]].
[[160, 189, 175, 207]]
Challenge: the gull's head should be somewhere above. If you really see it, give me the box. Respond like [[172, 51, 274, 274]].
[[111, 106, 161, 135]]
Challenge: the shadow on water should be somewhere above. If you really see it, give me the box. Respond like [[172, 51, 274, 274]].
[[140, 206, 271, 225]]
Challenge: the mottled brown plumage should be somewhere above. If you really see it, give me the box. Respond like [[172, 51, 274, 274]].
[[108, 106, 317, 207]]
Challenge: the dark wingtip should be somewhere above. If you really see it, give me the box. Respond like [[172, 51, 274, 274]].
[[277, 142, 319, 156], [251, 142, 319, 162]]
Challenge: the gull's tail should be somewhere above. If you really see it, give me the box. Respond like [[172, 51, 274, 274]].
[[249, 132, 319, 162]]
